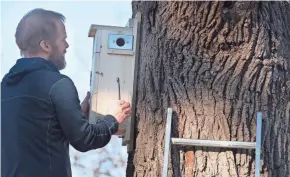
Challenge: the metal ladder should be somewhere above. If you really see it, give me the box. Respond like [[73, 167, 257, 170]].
[[162, 108, 262, 177]]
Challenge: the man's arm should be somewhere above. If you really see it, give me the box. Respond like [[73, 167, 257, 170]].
[[49, 77, 118, 152]]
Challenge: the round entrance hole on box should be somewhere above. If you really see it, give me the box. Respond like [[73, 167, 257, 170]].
[[116, 37, 125, 47]]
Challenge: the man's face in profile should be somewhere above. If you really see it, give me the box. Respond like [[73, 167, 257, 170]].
[[49, 20, 69, 70]]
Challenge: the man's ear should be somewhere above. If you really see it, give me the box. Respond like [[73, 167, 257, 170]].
[[39, 40, 51, 53]]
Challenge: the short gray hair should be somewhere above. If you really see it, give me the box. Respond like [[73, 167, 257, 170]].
[[15, 8, 66, 55]]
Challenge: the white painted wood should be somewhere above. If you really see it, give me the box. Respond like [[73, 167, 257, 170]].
[[88, 24, 136, 139], [89, 30, 102, 124], [88, 25, 130, 37]]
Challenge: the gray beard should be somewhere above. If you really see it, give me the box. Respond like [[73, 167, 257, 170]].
[[48, 55, 66, 71]]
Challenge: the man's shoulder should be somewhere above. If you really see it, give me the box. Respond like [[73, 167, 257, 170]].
[[25, 70, 74, 93], [36, 70, 72, 84], [39, 69, 66, 79], [48, 74, 79, 101], [41, 72, 77, 92], [27, 70, 77, 101], [50, 74, 75, 89]]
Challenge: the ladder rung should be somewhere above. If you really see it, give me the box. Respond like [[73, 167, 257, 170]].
[[171, 138, 256, 149]]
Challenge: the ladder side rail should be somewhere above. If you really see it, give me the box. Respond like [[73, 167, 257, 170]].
[[255, 112, 262, 177], [162, 108, 173, 177]]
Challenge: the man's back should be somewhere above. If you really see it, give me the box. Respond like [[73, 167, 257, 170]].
[[1, 57, 119, 177], [1, 57, 73, 177]]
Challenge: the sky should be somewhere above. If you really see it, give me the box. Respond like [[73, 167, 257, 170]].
[[1, 0, 133, 176]]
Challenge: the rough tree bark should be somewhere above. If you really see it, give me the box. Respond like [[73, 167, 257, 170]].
[[126, 1, 290, 177]]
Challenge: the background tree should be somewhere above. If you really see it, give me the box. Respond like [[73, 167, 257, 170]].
[[127, 1, 290, 177]]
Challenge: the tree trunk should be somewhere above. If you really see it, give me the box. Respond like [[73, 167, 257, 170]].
[[127, 1, 290, 177]]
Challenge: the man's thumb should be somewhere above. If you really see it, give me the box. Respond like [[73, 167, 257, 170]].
[[86, 91, 91, 99]]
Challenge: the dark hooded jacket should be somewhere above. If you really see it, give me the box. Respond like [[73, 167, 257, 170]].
[[1, 57, 119, 177]]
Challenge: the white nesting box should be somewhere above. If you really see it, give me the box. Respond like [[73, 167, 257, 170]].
[[88, 13, 141, 150]]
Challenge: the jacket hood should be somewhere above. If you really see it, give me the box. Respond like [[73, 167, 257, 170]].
[[2, 57, 59, 85]]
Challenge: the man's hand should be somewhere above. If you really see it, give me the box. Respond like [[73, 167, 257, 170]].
[[81, 91, 91, 118], [113, 100, 132, 124]]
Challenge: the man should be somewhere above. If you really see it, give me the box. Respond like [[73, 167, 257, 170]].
[[1, 8, 132, 177]]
